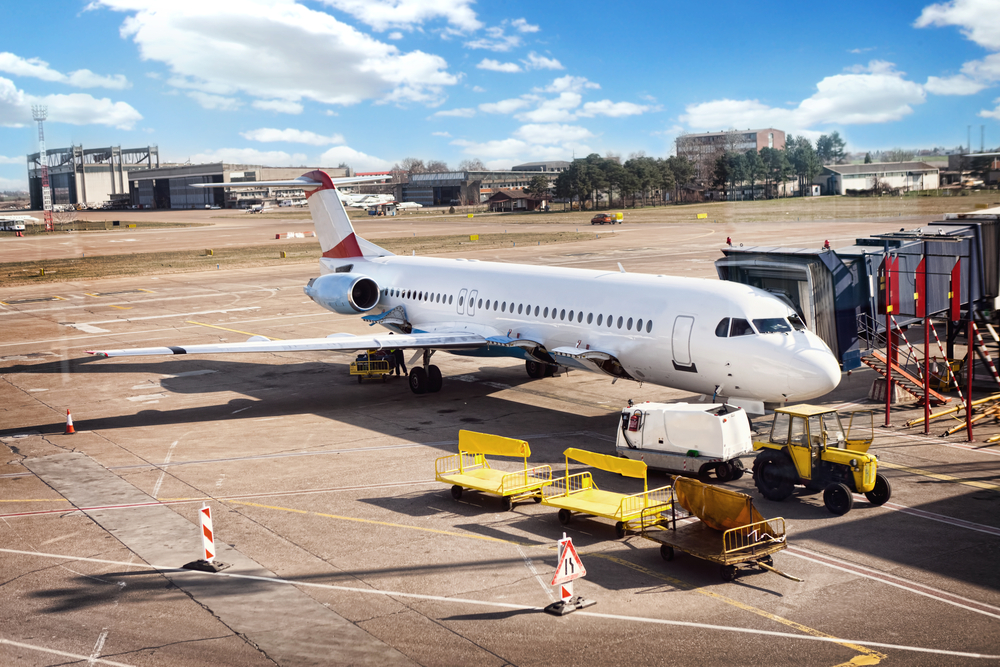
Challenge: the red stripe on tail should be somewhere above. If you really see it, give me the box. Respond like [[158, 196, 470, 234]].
[[321, 233, 363, 259]]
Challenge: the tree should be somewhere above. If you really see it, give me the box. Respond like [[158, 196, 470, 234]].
[[601, 159, 627, 208], [525, 174, 551, 199], [665, 155, 695, 201], [458, 158, 485, 171], [864, 152, 873, 164], [398, 157, 425, 174], [654, 158, 675, 204], [425, 160, 449, 173], [789, 138, 821, 194], [883, 148, 914, 162], [744, 149, 765, 200], [816, 131, 847, 165]]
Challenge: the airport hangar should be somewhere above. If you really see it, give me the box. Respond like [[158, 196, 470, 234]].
[[397, 161, 569, 207]]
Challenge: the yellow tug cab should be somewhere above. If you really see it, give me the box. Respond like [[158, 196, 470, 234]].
[[751, 405, 891, 515]]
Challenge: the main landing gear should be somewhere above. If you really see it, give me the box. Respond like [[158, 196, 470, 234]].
[[525, 359, 557, 378], [409, 349, 443, 394]]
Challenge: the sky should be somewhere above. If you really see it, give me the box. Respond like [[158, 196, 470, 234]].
[[0, 0, 998, 191]]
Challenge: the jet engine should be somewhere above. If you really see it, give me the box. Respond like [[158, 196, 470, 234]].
[[303, 273, 381, 315]]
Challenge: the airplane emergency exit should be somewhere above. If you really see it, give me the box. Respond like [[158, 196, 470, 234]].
[[87, 170, 840, 412]]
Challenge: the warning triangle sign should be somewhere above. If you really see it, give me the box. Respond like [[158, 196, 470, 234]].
[[551, 538, 586, 586]]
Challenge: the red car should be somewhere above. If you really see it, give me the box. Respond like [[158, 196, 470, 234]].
[[591, 213, 616, 225]]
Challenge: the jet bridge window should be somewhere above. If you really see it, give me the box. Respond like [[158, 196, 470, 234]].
[[730, 318, 755, 336], [715, 318, 730, 337], [753, 318, 792, 333]]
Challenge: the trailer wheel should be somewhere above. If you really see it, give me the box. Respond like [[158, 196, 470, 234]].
[[721, 564, 738, 582], [758, 555, 773, 568], [614, 521, 626, 539], [715, 461, 733, 483], [823, 482, 854, 515], [730, 460, 746, 481], [753, 450, 796, 501], [864, 473, 892, 506], [450, 485, 463, 500], [660, 545, 674, 562], [501, 496, 513, 512], [558, 509, 572, 525], [357, 375, 363, 384], [533, 494, 543, 503]]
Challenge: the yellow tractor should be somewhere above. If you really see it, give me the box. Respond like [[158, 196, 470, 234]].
[[751, 405, 890, 515]]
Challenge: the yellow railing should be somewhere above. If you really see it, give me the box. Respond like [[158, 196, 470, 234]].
[[723, 518, 787, 556], [435, 452, 487, 476], [500, 465, 552, 494], [618, 485, 673, 520], [542, 472, 594, 498]]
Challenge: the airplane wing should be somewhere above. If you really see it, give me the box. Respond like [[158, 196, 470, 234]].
[[86, 332, 486, 358]]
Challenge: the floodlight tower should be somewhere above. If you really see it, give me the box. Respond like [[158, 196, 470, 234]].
[[31, 105, 54, 231]]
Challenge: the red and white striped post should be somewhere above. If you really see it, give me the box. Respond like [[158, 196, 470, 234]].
[[200, 504, 215, 563]]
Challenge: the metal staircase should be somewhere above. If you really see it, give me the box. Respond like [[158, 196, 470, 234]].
[[856, 313, 951, 405]]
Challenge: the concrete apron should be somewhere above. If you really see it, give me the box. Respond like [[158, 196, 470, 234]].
[[24, 452, 414, 667]]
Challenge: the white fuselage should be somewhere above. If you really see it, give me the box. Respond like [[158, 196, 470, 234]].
[[318, 254, 841, 406]]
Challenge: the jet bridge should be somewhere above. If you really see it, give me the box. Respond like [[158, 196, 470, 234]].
[[715, 213, 1000, 370]]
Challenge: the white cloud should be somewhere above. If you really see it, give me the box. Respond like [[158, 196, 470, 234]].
[[680, 61, 925, 134], [478, 97, 531, 114], [0, 176, 28, 191], [0, 75, 142, 129], [96, 0, 458, 107], [0, 52, 130, 89], [578, 100, 651, 118], [522, 52, 563, 71], [535, 75, 600, 94], [513, 123, 593, 144], [511, 18, 539, 33], [472, 85, 485, 92], [388, 31, 403, 40], [915, 0, 1000, 50], [452, 136, 583, 166], [252, 99, 304, 114], [432, 130, 451, 137], [319, 145, 392, 171], [515, 92, 582, 122], [464, 25, 522, 52], [848, 47, 876, 54], [925, 74, 986, 94], [476, 59, 521, 73], [187, 91, 242, 111], [980, 98, 1000, 119], [432, 107, 475, 117], [324, 109, 339, 116], [0, 154, 24, 164], [321, 0, 482, 32], [180, 147, 310, 166], [241, 127, 345, 145]]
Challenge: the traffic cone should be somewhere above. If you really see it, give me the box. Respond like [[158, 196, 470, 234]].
[[64, 409, 76, 435]]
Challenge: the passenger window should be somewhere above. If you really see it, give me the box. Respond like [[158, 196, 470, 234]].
[[607, 315, 613, 327], [715, 318, 730, 337], [587, 313, 593, 324], [478, 299, 483, 309], [449, 295, 453, 304], [560, 309, 566, 320], [485, 300, 491, 310], [627, 317, 633, 330], [501, 302, 506, 312], [544, 307, 549, 318], [518, 304, 523, 314], [646, 320, 652, 333], [534, 306, 539, 316], [731, 318, 755, 336], [577, 312, 583, 323], [597, 314, 603, 326], [459, 296, 464, 306], [637, 318, 643, 331], [569, 310, 574, 321], [617, 316, 623, 329]]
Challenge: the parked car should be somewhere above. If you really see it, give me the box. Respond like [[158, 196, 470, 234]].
[[591, 213, 616, 225]]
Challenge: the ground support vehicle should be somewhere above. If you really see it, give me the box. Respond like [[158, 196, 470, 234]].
[[616, 402, 753, 482], [540, 448, 672, 538], [349, 349, 392, 383], [751, 405, 891, 515], [436, 431, 552, 511], [637, 477, 797, 582]]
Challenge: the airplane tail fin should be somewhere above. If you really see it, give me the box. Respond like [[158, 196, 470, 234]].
[[301, 170, 392, 260]]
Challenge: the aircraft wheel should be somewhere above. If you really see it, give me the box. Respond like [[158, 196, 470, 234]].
[[526, 360, 545, 379], [823, 483, 854, 516], [864, 473, 892, 506], [427, 365, 443, 393], [409, 367, 428, 394]]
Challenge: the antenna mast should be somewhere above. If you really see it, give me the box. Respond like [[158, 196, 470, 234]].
[[32, 105, 53, 232]]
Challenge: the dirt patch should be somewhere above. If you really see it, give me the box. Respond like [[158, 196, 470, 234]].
[[0, 231, 592, 286]]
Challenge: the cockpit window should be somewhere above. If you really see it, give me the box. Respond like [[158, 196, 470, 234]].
[[753, 317, 792, 333], [715, 318, 730, 337], [787, 314, 807, 331], [730, 318, 755, 336]]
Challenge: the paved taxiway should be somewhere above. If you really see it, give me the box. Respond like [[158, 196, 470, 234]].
[[1, 213, 998, 666]]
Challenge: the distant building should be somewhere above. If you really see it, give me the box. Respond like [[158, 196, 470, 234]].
[[486, 189, 549, 212], [676, 129, 786, 182], [399, 167, 565, 207], [510, 161, 570, 173], [814, 162, 940, 195], [127, 164, 350, 209], [27, 145, 159, 209]]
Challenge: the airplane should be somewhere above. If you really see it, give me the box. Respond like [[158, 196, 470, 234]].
[[87, 170, 841, 414]]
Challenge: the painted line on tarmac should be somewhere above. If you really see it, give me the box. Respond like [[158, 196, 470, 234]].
[[871, 498, 1000, 537], [0, 548, 995, 661], [786, 547, 1000, 620], [891, 431, 1000, 458], [81, 306, 261, 325], [0, 638, 134, 667], [186, 321, 281, 339], [879, 460, 1000, 491]]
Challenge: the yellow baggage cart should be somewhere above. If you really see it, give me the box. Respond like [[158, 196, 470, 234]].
[[350, 349, 392, 383], [435, 430, 553, 511], [637, 477, 798, 582], [540, 448, 672, 539]]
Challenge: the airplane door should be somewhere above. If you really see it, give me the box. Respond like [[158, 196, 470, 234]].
[[457, 288, 468, 315], [671, 315, 698, 372], [467, 290, 478, 316]]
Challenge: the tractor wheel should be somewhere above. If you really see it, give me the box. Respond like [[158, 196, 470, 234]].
[[615, 521, 627, 539], [865, 473, 892, 506], [721, 564, 738, 582], [408, 367, 428, 394], [823, 483, 854, 515], [558, 509, 572, 525], [427, 365, 443, 393], [715, 461, 734, 483], [501, 496, 513, 512], [660, 545, 674, 562], [450, 485, 463, 500], [752, 450, 796, 501]]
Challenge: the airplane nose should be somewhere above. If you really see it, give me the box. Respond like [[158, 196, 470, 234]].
[[788, 348, 842, 400]]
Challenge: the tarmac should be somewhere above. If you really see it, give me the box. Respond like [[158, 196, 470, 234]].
[[0, 209, 998, 666]]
